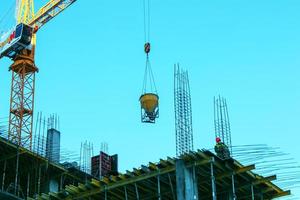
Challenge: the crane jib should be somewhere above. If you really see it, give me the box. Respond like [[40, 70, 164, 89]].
[[29, 0, 77, 29]]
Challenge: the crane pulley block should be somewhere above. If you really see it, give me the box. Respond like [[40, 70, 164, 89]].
[[144, 42, 150, 54], [0, 23, 33, 59]]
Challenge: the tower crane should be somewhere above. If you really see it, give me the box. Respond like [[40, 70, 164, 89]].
[[0, 0, 76, 149]]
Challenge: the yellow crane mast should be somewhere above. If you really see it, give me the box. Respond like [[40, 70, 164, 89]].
[[0, 0, 76, 149]]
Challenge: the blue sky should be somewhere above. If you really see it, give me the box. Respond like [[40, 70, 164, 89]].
[[1, 0, 300, 198]]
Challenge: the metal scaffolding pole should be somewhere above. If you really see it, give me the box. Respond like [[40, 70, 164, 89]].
[[193, 166, 199, 200], [135, 183, 140, 200], [37, 165, 41, 195], [124, 186, 128, 200], [14, 146, 20, 195], [231, 174, 236, 200], [251, 184, 254, 200], [60, 175, 63, 190], [168, 173, 176, 199], [2, 160, 6, 191], [157, 175, 161, 200], [210, 159, 217, 200], [26, 172, 30, 198]]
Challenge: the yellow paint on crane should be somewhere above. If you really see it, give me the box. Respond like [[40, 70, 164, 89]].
[[139, 93, 159, 114]]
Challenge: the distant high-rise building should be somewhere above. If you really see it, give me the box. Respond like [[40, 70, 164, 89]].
[[174, 64, 194, 156]]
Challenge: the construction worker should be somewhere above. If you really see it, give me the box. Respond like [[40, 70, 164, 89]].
[[214, 137, 231, 159]]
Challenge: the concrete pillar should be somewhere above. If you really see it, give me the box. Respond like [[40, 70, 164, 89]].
[[46, 128, 60, 163], [176, 159, 199, 200]]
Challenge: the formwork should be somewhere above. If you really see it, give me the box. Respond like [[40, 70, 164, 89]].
[[35, 150, 290, 200], [0, 136, 93, 199]]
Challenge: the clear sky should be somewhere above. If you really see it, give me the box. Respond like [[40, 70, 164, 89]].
[[0, 0, 300, 198]]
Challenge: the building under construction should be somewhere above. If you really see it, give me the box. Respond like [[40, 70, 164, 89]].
[[0, 131, 291, 200], [0, 111, 294, 200], [0, 0, 298, 199]]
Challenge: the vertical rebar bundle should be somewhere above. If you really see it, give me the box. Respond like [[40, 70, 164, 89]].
[[214, 96, 232, 154], [80, 141, 93, 175], [174, 64, 193, 156], [101, 142, 108, 154]]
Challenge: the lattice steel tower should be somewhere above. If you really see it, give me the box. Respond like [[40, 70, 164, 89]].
[[214, 96, 232, 154], [174, 64, 193, 156]]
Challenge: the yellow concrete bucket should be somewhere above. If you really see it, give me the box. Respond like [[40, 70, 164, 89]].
[[139, 93, 159, 114]]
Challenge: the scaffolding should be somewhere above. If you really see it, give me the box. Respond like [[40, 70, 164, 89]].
[[36, 150, 291, 200]]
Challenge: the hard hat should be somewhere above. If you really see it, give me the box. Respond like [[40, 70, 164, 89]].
[[216, 137, 221, 143]]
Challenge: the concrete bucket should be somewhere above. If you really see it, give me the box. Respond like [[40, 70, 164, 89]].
[[139, 93, 159, 116]]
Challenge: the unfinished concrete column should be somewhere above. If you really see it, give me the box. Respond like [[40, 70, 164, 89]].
[[176, 159, 198, 200]]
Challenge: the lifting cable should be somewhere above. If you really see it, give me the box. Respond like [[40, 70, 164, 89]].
[[143, 0, 150, 43], [142, 0, 157, 94], [0, 1, 15, 31]]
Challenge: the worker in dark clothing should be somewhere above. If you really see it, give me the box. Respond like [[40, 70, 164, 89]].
[[214, 137, 231, 159]]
